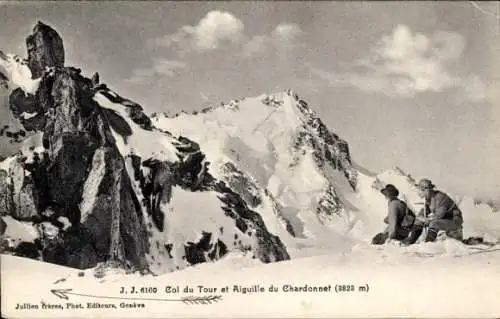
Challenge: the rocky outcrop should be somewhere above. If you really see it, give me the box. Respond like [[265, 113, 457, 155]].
[[46, 132, 97, 223], [98, 90, 153, 131], [0, 169, 14, 215], [0, 71, 7, 88], [140, 159, 175, 231], [0, 217, 6, 235], [8, 158, 39, 220], [131, 138, 290, 266], [0, 22, 152, 271], [184, 232, 228, 265], [9, 88, 46, 132], [221, 162, 262, 208], [75, 146, 147, 269], [316, 185, 344, 219], [1, 21, 290, 273], [26, 21, 64, 78], [91, 72, 99, 87], [213, 181, 289, 263], [287, 90, 357, 189], [102, 107, 133, 138], [9, 88, 39, 116]]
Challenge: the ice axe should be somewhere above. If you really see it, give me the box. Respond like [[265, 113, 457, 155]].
[[415, 201, 428, 241], [423, 204, 429, 241]]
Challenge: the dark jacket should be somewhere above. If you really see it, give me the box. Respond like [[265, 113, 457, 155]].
[[384, 198, 415, 239], [426, 191, 463, 224]]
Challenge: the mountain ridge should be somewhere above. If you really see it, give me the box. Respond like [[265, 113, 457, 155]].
[[0, 21, 290, 274]]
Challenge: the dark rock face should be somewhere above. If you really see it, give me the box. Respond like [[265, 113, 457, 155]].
[[134, 138, 290, 265], [102, 107, 133, 138], [8, 159, 39, 220], [213, 181, 290, 263], [13, 241, 41, 259], [140, 160, 174, 231], [0, 71, 8, 88], [0, 170, 14, 215], [9, 88, 39, 116], [9, 88, 46, 131], [26, 21, 64, 78], [316, 185, 344, 218], [184, 232, 228, 265], [80, 147, 149, 269], [0, 23, 151, 271], [287, 91, 357, 189], [91, 72, 99, 87], [221, 162, 262, 208], [0, 217, 6, 235], [37, 72, 55, 114], [67, 244, 98, 269], [98, 90, 153, 131], [46, 132, 97, 223], [137, 138, 212, 234]]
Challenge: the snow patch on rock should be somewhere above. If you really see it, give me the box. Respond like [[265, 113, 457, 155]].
[[0, 51, 41, 94]]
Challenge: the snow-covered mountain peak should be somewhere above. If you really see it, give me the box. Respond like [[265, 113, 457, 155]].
[[150, 88, 362, 246], [153, 88, 357, 190]]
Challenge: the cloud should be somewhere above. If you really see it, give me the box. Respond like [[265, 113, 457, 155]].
[[241, 23, 303, 58], [153, 10, 244, 55], [126, 59, 187, 84], [310, 24, 487, 101], [273, 23, 303, 41], [149, 11, 302, 60], [133, 13, 303, 83]]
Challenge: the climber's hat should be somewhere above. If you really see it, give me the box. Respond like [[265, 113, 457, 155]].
[[380, 184, 399, 197], [415, 178, 435, 190]]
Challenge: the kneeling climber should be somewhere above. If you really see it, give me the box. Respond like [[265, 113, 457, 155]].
[[413, 178, 464, 242]]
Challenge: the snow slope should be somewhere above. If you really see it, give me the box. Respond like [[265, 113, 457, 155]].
[[2, 241, 500, 318]]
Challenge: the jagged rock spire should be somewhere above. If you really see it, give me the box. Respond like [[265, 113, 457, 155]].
[[26, 21, 65, 78], [1, 21, 291, 273]]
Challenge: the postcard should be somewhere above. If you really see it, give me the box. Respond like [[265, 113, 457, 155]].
[[1, 1, 499, 318]]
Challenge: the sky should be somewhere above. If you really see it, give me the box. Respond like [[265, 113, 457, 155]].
[[0, 1, 499, 200]]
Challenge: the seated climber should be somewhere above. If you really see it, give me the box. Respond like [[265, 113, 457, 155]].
[[414, 179, 464, 242], [372, 184, 420, 245]]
